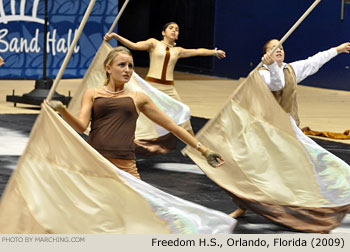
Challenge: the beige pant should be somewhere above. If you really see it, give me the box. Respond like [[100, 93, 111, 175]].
[[106, 158, 140, 179], [148, 81, 193, 132]]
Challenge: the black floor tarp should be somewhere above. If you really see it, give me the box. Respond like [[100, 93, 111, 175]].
[[1, 114, 349, 234]]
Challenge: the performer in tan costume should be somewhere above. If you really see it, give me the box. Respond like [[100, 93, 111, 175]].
[[230, 39, 350, 219], [104, 22, 226, 135], [48, 46, 224, 179]]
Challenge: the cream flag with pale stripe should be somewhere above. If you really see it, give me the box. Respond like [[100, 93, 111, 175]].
[[183, 69, 350, 232], [0, 104, 235, 234], [184, 70, 350, 206]]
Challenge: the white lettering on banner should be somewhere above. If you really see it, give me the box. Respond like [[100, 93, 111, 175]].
[[0, 29, 8, 51], [0, 28, 40, 53], [46, 29, 80, 56], [0, 0, 44, 24], [0, 28, 80, 55]]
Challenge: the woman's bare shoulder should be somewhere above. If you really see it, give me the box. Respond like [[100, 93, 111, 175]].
[[133, 91, 151, 104], [83, 87, 101, 98]]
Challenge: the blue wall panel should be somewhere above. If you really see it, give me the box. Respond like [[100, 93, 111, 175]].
[[213, 0, 350, 90], [0, 0, 118, 80], [1, 1, 350, 91]]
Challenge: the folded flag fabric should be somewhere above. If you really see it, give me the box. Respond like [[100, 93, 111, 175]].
[[183, 69, 350, 233], [0, 104, 235, 234]]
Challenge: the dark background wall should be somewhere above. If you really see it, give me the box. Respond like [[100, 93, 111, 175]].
[[213, 0, 350, 90], [117, 0, 216, 74], [119, 0, 350, 90], [1, 1, 349, 91]]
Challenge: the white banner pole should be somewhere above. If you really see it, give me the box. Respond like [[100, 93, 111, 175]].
[[254, 0, 322, 71], [108, 0, 131, 33], [47, 0, 97, 101]]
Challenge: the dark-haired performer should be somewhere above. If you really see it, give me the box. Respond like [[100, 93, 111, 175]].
[[104, 22, 226, 135]]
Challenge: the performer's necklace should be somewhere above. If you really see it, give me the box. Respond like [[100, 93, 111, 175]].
[[161, 40, 175, 47], [104, 86, 126, 94]]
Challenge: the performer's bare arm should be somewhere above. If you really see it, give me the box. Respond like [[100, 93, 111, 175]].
[[104, 33, 156, 51], [179, 48, 226, 59], [135, 92, 224, 167], [47, 89, 94, 134]]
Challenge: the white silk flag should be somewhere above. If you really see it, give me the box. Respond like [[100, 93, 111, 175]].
[[183, 70, 350, 233], [0, 104, 235, 234]]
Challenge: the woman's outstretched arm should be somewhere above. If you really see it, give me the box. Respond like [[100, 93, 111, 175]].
[[104, 32, 156, 51], [136, 92, 224, 167], [46, 89, 94, 134], [179, 47, 226, 59]]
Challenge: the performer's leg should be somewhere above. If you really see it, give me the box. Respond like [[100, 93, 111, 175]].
[[134, 133, 178, 155], [229, 207, 247, 218], [106, 158, 141, 179]]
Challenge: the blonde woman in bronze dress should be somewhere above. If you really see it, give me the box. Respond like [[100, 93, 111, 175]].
[[48, 46, 224, 179]]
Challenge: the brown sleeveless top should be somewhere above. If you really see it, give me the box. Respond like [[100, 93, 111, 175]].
[[87, 96, 139, 160], [262, 65, 300, 126]]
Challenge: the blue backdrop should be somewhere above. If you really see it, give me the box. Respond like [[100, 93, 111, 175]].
[[1, 1, 350, 91], [213, 0, 350, 90], [0, 0, 118, 79]]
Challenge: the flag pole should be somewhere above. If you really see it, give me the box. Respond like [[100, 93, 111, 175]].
[[254, 0, 322, 71], [108, 0, 130, 34], [186, 0, 323, 143], [47, 0, 97, 101], [67, 0, 131, 114]]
